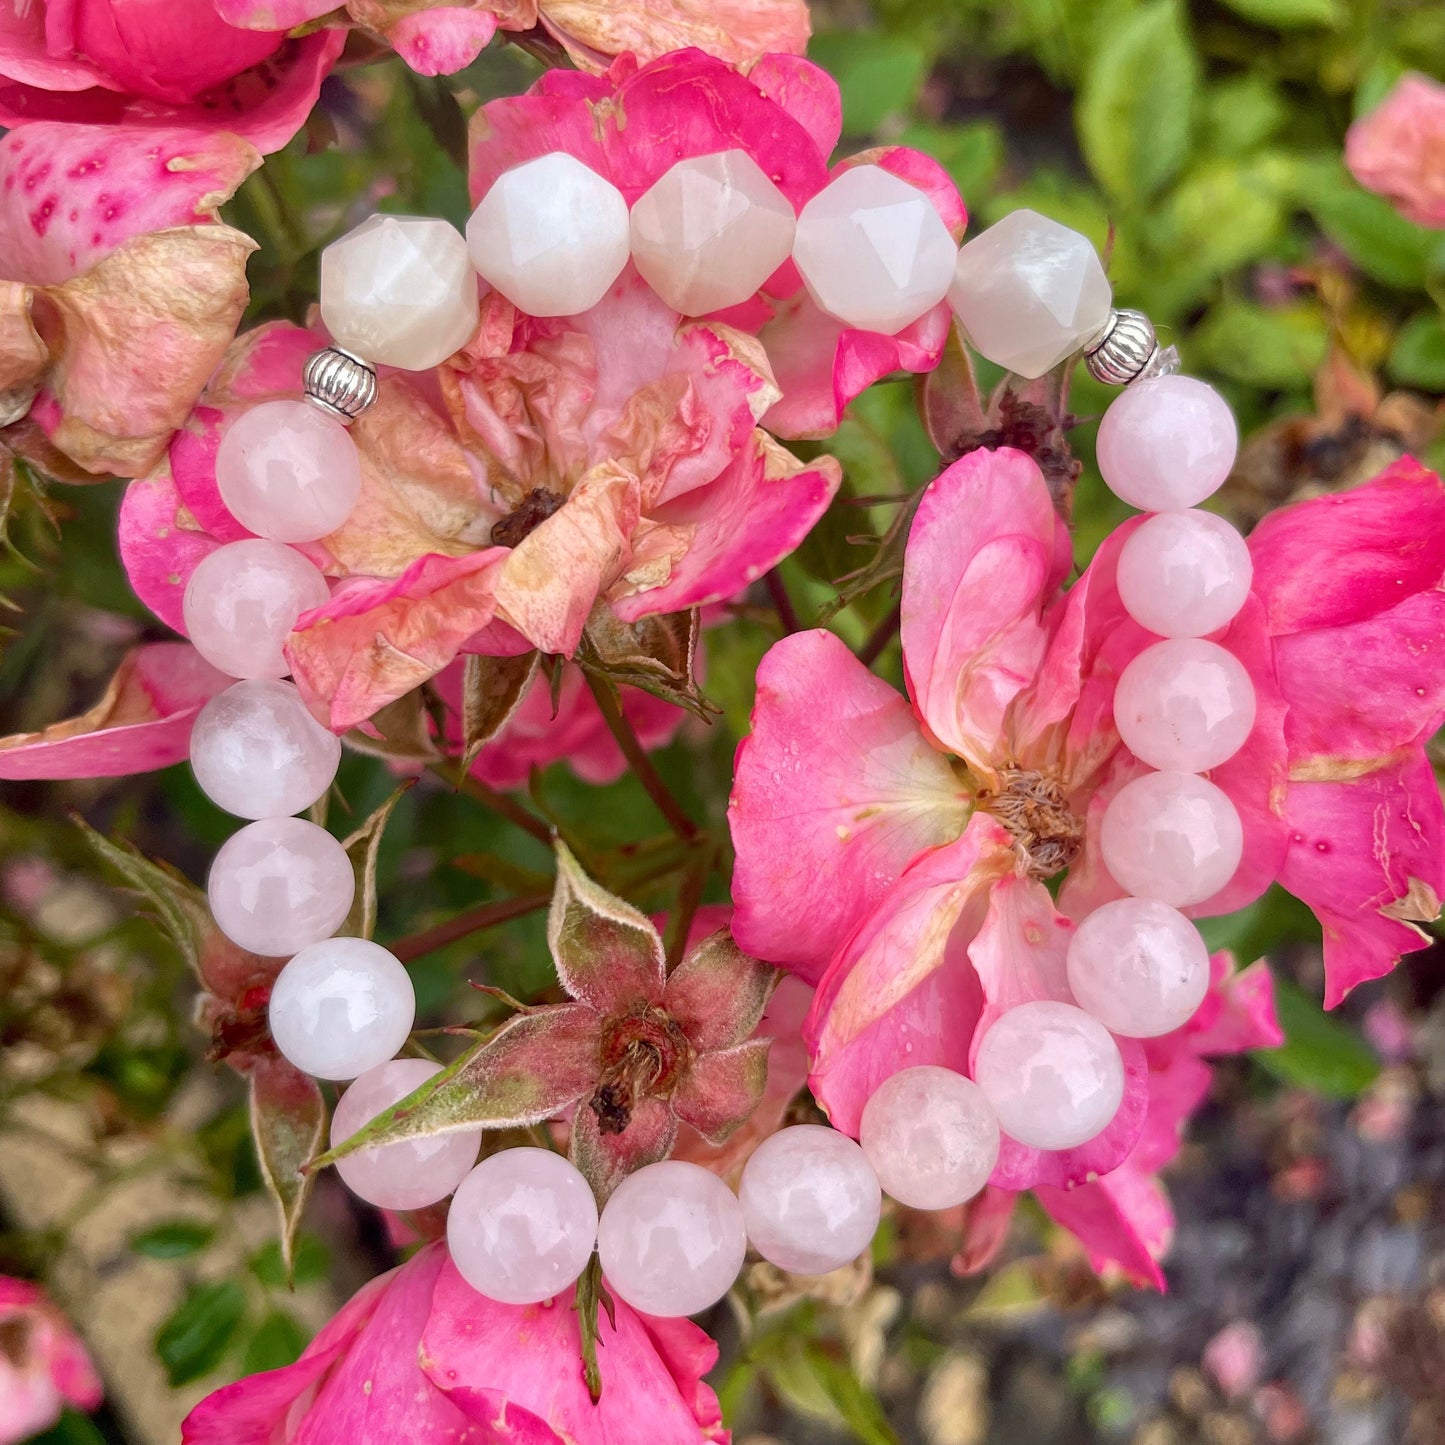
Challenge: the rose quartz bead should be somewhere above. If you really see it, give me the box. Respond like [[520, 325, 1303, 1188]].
[[1114, 638, 1257, 772], [1116, 510, 1254, 639], [215, 400, 363, 544], [1096, 375, 1238, 511], [1066, 898, 1211, 1038], [207, 817, 354, 956], [189, 679, 340, 820], [331, 1060, 482, 1210], [974, 1001, 1125, 1151], [448, 1148, 598, 1306], [738, 1125, 882, 1275], [1100, 770, 1244, 908], [859, 1066, 1000, 1210], [597, 1160, 746, 1317]]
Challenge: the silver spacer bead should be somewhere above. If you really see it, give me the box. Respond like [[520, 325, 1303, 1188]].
[[1084, 308, 1162, 387], [302, 346, 378, 424]]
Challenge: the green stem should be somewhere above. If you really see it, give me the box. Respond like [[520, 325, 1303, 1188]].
[[427, 762, 555, 847], [663, 842, 716, 970], [390, 893, 551, 964], [584, 674, 699, 841], [858, 602, 902, 668]]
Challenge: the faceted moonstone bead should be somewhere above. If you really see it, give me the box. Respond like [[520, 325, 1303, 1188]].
[[859, 1066, 1000, 1210], [974, 1001, 1125, 1152], [182, 539, 329, 680], [207, 817, 355, 957], [215, 400, 362, 544], [738, 1125, 882, 1276], [597, 1160, 747, 1317], [268, 936, 415, 1081], [949, 209, 1112, 379], [1096, 375, 1239, 511], [448, 1148, 598, 1306], [330, 1060, 482, 1211], [792, 164, 957, 335], [1100, 770, 1244, 908], [1114, 638, 1257, 773], [1066, 898, 1211, 1038], [189, 679, 340, 820], [1116, 510, 1253, 639], [630, 149, 796, 315], [320, 214, 479, 370], [467, 153, 630, 317]]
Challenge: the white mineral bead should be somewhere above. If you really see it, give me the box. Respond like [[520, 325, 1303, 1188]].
[[1116, 510, 1254, 639]]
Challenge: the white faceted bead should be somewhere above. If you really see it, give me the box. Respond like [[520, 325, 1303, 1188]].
[[207, 817, 354, 957], [1066, 898, 1211, 1038], [320, 214, 479, 371], [1116, 510, 1253, 639], [448, 1148, 598, 1306], [949, 209, 1112, 379], [189, 679, 340, 820], [738, 1125, 882, 1276], [215, 400, 362, 544], [630, 149, 796, 315], [859, 1066, 1000, 1210], [467, 153, 630, 317], [597, 1160, 747, 1317], [1114, 638, 1257, 773], [268, 936, 414, 1081], [974, 1001, 1125, 1152], [1100, 770, 1244, 908], [793, 164, 957, 335], [331, 1060, 482, 1210]]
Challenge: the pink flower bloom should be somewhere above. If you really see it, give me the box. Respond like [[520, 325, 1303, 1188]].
[[1346, 73, 1445, 229], [0, 1278, 102, 1445]]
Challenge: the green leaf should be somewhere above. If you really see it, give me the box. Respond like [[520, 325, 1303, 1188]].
[[338, 782, 414, 941], [1191, 299, 1328, 388], [250, 1056, 328, 1284], [130, 1220, 215, 1260], [1257, 977, 1380, 1098], [155, 1280, 247, 1386], [766, 1337, 899, 1445], [1390, 312, 1445, 391], [249, 1235, 330, 1290], [26, 1410, 107, 1445], [808, 32, 931, 136], [1218, 0, 1342, 25], [241, 1310, 311, 1374], [1199, 75, 1287, 156], [1308, 173, 1434, 289]]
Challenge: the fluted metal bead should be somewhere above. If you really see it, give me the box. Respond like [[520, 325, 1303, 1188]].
[[302, 346, 378, 424], [1084, 308, 1160, 387]]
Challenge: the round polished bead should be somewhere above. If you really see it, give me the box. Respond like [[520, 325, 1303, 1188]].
[[859, 1066, 1000, 1210], [974, 1001, 1125, 1151], [268, 936, 414, 1081], [207, 817, 354, 957], [1114, 638, 1257, 772], [448, 1148, 598, 1306], [793, 165, 957, 335], [1116, 510, 1254, 639], [1100, 769, 1244, 908], [189, 679, 340, 820], [1096, 375, 1238, 511], [1066, 898, 1211, 1038], [215, 400, 363, 544], [738, 1125, 881, 1276], [597, 1160, 746, 1317]]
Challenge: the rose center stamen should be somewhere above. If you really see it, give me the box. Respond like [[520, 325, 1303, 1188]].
[[977, 765, 1083, 879]]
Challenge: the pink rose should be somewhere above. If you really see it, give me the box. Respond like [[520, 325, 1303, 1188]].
[[0, 1278, 102, 1445], [1346, 73, 1445, 229]]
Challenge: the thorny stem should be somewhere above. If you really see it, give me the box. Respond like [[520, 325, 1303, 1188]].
[[858, 602, 902, 667], [764, 567, 803, 635], [426, 762, 554, 847], [390, 894, 551, 964]]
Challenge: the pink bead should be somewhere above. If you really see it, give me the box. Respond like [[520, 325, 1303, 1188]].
[[182, 539, 330, 679], [1116, 510, 1253, 639], [1113, 638, 1257, 772], [1097, 375, 1238, 511], [331, 1060, 482, 1210], [1100, 770, 1244, 908], [215, 400, 362, 544], [1066, 898, 1211, 1038], [973, 1001, 1124, 1151], [597, 1160, 746, 1317], [448, 1148, 598, 1306]]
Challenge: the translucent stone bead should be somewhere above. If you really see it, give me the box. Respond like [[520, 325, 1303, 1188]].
[[975, 1001, 1125, 1151], [466, 153, 630, 318], [1096, 375, 1238, 511], [597, 1160, 747, 1317], [738, 1125, 882, 1276], [319, 214, 479, 370], [1100, 770, 1244, 908], [215, 400, 363, 544], [1066, 898, 1211, 1038], [792, 164, 957, 335], [207, 817, 354, 957], [859, 1066, 1000, 1210], [949, 209, 1112, 379], [448, 1148, 598, 1306], [1116, 510, 1253, 639], [630, 149, 796, 315], [1114, 638, 1257, 773], [268, 936, 414, 1081], [189, 679, 340, 820]]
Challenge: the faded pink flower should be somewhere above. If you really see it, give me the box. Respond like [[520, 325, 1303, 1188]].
[[0, 1278, 102, 1445], [1346, 73, 1445, 229]]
